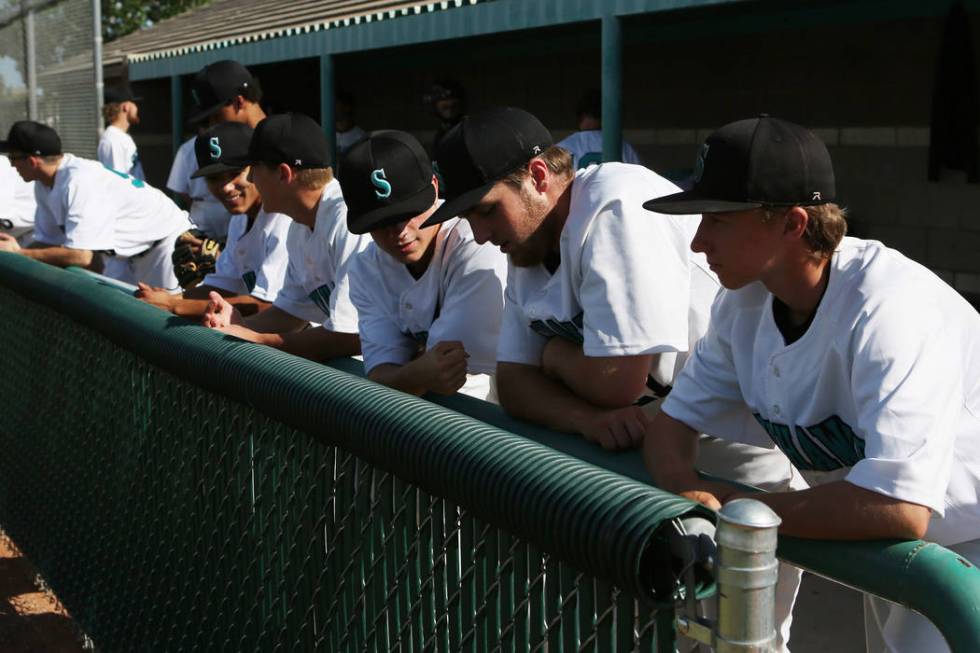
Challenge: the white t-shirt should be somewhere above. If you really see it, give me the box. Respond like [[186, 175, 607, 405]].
[[166, 137, 232, 240], [32, 154, 189, 257], [497, 163, 719, 402], [557, 130, 642, 170], [273, 178, 370, 331], [663, 237, 980, 546], [336, 126, 367, 153], [0, 156, 36, 246], [97, 125, 144, 180], [201, 207, 292, 301], [349, 216, 508, 401]]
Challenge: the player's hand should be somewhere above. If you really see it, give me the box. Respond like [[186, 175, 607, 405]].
[[0, 233, 21, 253], [202, 291, 243, 328], [679, 490, 723, 511], [135, 281, 177, 311], [541, 336, 577, 380], [583, 405, 653, 451], [416, 340, 470, 395]]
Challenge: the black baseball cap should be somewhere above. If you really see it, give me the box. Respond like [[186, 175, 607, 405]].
[[339, 131, 437, 235], [244, 113, 331, 169], [422, 107, 553, 227], [643, 115, 835, 215], [104, 84, 141, 104], [191, 122, 253, 179], [186, 60, 256, 125], [0, 121, 62, 156]]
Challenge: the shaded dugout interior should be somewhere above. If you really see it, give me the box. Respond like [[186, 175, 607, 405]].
[[127, 0, 980, 307]]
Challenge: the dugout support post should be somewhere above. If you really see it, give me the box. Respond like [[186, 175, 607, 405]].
[[601, 12, 623, 163], [170, 75, 183, 159], [319, 53, 336, 167]]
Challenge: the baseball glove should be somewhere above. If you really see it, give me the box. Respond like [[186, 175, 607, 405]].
[[172, 229, 222, 289]]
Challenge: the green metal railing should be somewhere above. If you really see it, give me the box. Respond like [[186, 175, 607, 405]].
[[1, 252, 980, 652]]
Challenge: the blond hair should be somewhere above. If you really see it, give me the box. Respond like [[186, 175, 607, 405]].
[[294, 167, 333, 190], [765, 203, 847, 258], [502, 145, 574, 188]]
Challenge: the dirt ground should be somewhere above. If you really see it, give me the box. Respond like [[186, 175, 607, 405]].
[[0, 533, 88, 653]]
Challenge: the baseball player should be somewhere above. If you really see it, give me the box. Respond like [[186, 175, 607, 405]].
[[338, 130, 507, 401], [137, 122, 290, 318], [425, 107, 803, 649], [0, 155, 36, 247], [204, 113, 370, 362], [167, 60, 269, 288], [643, 115, 980, 652], [557, 89, 642, 170], [0, 121, 189, 290], [98, 84, 144, 180]]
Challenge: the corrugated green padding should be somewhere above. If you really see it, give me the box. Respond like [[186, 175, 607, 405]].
[[0, 252, 713, 651]]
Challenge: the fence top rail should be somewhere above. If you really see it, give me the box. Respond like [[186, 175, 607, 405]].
[[3, 253, 980, 649]]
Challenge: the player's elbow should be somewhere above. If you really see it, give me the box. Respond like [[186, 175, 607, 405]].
[[70, 248, 94, 268], [894, 504, 931, 540]]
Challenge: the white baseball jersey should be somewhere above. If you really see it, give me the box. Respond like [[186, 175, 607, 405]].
[[336, 126, 367, 153], [497, 163, 719, 398], [273, 178, 370, 331], [97, 125, 144, 180], [349, 216, 508, 401], [0, 156, 36, 246], [201, 207, 291, 301], [556, 130, 642, 170], [166, 137, 232, 240], [663, 237, 980, 547]]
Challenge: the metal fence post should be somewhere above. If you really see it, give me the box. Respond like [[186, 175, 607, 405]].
[[25, 7, 37, 120], [92, 0, 103, 143], [715, 499, 781, 653], [600, 12, 622, 163]]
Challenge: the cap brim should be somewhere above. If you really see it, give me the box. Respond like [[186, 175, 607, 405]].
[[186, 102, 223, 126], [348, 184, 437, 235], [421, 180, 495, 228], [190, 159, 249, 179], [642, 189, 763, 215]]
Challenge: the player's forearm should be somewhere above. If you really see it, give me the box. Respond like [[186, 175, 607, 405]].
[[543, 338, 651, 408], [271, 328, 361, 362], [368, 362, 429, 396], [497, 362, 604, 434], [20, 245, 93, 268], [643, 411, 703, 491], [731, 481, 931, 541], [243, 305, 308, 334]]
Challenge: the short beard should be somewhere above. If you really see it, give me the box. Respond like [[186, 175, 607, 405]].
[[507, 184, 555, 268]]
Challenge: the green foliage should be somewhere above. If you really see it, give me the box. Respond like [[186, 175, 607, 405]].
[[102, 0, 211, 42]]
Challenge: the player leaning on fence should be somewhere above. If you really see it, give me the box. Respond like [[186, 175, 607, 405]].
[[204, 113, 370, 362], [338, 130, 507, 402], [137, 122, 291, 319], [642, 115, 980, 653], [0, 121, 190, 290]]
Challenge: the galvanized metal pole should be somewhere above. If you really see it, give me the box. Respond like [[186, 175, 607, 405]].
[[600, 12, 623, 163], [715, 499, 781, 653], [319, 53, 336, 168], [170, 75, 183, 158], [25, 7, 37, 120], [92, 0, 103, 142]]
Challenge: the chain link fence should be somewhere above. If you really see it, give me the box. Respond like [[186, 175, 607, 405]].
[[0, 0, 97, 158]]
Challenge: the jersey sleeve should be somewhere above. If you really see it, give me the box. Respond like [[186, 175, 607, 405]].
[[843, 299, 963, 515], [166, 142, 193, 194], [249, 217, 291, 302], [322, 219, 368, 334], [579, 203, 692, 357], [496, 273, 548, 366], [349, 252, 417, 373], [30, 191, 64, 246], [61, 177, 115, 251], [97, 134, 132, 175], [427, 234, 507, 375], [201, 215, 247, 294], [661, 293, 774, 448]]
